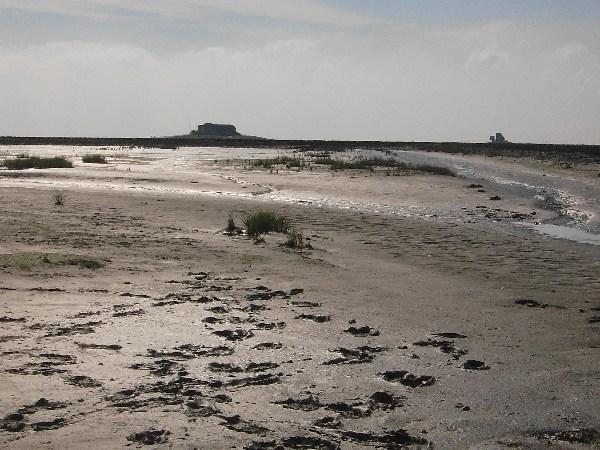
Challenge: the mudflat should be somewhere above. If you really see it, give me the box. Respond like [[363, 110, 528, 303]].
[[0, 146, 598, 449]]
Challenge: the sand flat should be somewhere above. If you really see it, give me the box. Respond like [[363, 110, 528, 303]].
[[0, 146, 598, 449]]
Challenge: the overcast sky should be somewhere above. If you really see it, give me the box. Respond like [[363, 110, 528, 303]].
[[1, 1, 599, 143]]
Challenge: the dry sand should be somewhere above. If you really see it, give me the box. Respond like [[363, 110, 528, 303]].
[[0, 146, 598, 449]]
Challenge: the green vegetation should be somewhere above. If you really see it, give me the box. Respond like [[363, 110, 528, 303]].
[[1, 156, 73, 170], [52, 191, 65, 206], [242, 211, 290, 237], [0, 252, 104, 270], [248, 154, 454, 176], [82, 154, 107, 164], [315, 156, 455, 176], [251, 156, 306, 169], [285, 229, 305, 251]]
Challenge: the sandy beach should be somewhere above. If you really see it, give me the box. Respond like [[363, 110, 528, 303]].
[[0, 146, 598, 449]]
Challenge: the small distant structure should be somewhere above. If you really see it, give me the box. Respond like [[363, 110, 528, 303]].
[[489, 132, 507, 144], [191, 123, 241, 138]]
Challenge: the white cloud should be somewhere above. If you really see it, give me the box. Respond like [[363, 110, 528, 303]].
[[0, 16, 599, 143], [0, 0, 383, 27]]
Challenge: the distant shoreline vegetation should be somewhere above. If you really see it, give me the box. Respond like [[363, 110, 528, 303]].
[[250, 155, 456, 176], [1, 156, 73, 170]]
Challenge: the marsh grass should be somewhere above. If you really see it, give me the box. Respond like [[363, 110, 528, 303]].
[[52, 191, 65, 206], [248, 154, 454, 176], [82, 154, 107, 164], [316, 156, 455, 175], [1, 156, 73, 170], [251, 156, 306, 169], [285, 229, 305, 251], [0, 252, 104, 270], [242, 211, 290, 237]]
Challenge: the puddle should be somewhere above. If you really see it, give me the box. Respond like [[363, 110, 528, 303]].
[[516, 223, 600, 246]]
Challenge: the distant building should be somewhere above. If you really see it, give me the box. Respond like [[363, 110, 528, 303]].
[[490, 132, 507, 143], [191, 123, 241, 138]]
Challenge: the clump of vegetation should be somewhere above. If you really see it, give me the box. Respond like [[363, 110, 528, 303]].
[[242, 211, 290, 238], [52, 191, 65, 206], [251, 156, 306, 169], [82, 154, 107, 164], [224, 213, 243, 235], [315, 156, 455, 176], [248, 153, 454, 176], [1, 156, 73, 170], [285, 229, 305, 251]]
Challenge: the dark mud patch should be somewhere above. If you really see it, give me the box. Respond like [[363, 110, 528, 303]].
[[413, 339, 467, 360], [246, 290, 290, 301], [152, 293, 214, 307], [281, 436, 340, 449], [146, 344, 234, 359], [246, 362, 279, 372], [324, 346, 387, 365], [0, 316, 26, 323], [214, 373, 281, 389], [77, 342, 122, 351], [31, 418, 66, 431], [112, 308, 146, 318], [0, 414, 26, 432], [253, 342, 283, 350], [514, 299, 564, 309], [18, 398, 70, 415], [536, 428, 600, 444], [275, 395, 374, 418], [462, 360, 490, 370], [43, 320, 103, 337], [207, 305, 230, 314], [30, 287, 66, 292], [342, 429, 429, 448], [119, 292, 151, 299], [295, 314, 331, 323], [213, 329, 254, 341], [220, 415, 269, 435], [70, 310, 103, 319], [367, 391, 405, 410], [63, 375, 102, 388], [6, 363, 68, 377], [314, 416, 342, 429], [185, 398, 221, 417], [203, 316, 245, 325], [255, 321, 286, 330], [432, 332, 467, 338], [344, 325, 379, 337], [380, 370, 436, 388], [291, 301, 321, 308], [208, 362, 243, 374], [130, 359, 180, 376], [239, 303, 270, 313], [127, 429, 170, 445], [274, 395, 323, 412]]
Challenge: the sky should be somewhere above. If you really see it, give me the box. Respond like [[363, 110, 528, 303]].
[[0, 1, 599, 143]]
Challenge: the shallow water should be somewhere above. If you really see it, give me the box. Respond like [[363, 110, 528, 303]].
[[516, 223, 600, 246], [383, 149, 600, 234]]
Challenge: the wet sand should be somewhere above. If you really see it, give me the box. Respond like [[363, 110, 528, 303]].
[[0, 146, 598, 449]]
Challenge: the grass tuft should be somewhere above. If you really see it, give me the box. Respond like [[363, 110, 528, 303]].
[[53, 191, 65, 206], [1, 156, 73, 170], [285, 229, 305, 251], [242, 211, 290, 237]]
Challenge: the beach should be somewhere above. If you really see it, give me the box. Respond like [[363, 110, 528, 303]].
[[0, 146, 598, 449]]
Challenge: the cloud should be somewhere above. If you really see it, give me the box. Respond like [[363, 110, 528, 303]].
[[0, 0, 383, 27], [0, 17, 599, 143]]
